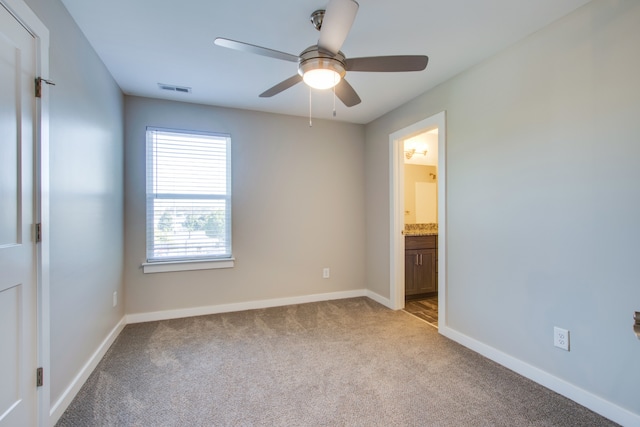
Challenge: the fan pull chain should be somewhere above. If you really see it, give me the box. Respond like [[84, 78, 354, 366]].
[[309, 88, 313, 127], [333, 85, 337, 117], [332, 72, 338, 117]]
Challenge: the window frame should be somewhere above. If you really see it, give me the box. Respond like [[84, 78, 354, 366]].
[[142, 126, 234, 273]]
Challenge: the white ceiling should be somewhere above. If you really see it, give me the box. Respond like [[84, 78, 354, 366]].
[[59, 0, 591, 124]]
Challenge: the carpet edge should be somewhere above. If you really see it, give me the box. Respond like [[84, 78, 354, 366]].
[[439, 325, 638, 426], [49, 316, 127, 425], [126, 289, 391, 324]]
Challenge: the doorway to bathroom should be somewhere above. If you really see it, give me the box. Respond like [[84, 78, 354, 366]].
[[389, 111, 446, 329]]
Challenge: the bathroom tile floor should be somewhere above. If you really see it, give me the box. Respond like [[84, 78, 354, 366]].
[[404, 295, 438, 328]]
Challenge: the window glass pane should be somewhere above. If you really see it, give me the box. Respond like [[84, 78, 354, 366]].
[[146, 128, 231, 262], [151, 198, 229, 260]]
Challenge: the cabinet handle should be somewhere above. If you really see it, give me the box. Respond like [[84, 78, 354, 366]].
[[415, 254, 419, 265], [419, 253, 423, 265]]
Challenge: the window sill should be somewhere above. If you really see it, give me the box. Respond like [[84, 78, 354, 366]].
[[142, 258, 235, 274]]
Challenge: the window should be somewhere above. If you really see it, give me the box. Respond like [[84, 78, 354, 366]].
[[145, 127, 232, 271]]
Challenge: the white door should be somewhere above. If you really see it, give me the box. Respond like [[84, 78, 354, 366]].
[[0, 3, 38, 426]]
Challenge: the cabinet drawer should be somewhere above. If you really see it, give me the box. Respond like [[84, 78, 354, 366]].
[[405, 235, 436, 249]]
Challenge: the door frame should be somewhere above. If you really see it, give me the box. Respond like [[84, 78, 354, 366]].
[[389, 111, 446, 323], [1, 0, 50, 425]]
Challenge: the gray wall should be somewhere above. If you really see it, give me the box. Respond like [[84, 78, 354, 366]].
[[20, 0, 639, 421], [365, 0, 640, 415], [124, 97, 365, 314], [24, 0, 125, 408]]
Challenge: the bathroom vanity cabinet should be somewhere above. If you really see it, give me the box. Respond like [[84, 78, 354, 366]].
[[405, 235, 437, 297]]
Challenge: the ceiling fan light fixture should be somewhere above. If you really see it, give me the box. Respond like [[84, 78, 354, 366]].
[[214, 0, 428, 108], [303, 68, 341, 90], [299, 52, 346, 90]]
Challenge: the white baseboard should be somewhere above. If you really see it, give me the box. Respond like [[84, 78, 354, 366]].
[[126, 289, 370, 324], [49, 315, 127, 426], [365, 289, 393, 309], [439, 325, 640, 427]]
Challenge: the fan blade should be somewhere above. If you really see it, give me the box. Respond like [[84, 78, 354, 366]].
[[335, 79, 361, 107], [346, 55, 429, 72], [317, 0, 359, 55], [259, 75, 303, 98], [214, 38, 299, 63]]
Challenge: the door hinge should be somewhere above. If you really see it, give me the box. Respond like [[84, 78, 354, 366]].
[[35, 223, 42, 243], [35, 77, 55, 98], [36, 367, 43, 387]]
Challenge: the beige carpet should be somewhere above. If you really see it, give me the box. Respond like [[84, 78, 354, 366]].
[[56, 298, 617, 426]]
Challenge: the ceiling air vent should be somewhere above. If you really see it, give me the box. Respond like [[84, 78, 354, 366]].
[[158, 83, 192, 94]]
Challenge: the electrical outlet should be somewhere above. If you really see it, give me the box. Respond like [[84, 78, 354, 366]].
[[322, 268, 330, 279], [112, 291, 118, 308], [554, 326, 569, 351]]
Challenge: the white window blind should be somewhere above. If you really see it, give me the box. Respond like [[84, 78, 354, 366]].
[[146, 127, 231, 262]]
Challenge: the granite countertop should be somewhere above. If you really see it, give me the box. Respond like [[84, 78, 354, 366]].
[[404, 223, 438, 236]]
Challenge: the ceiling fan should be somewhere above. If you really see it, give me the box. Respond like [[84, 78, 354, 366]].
[[214, 0, 428, 107]]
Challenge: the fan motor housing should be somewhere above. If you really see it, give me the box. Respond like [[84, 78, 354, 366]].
[[298, 46, 347, 79]]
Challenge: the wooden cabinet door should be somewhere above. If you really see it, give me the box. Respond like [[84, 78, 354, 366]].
[[405, 250, 420, 296], [405, 236, 438, 298], [415, 248, 437, 294]]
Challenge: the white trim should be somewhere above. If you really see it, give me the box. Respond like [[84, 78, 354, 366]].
[[388, 112, 446, 315], [1, 1, 51, 426], [389, 133, 405, 310], [1, 0, 47, 35], [439, 325, 640, 427], [49, 317, 127, 425], [365, 289, 393, 309], [142, 258, 235, 273], [435, 113, 447, 327], [127, 289, 369, 324]]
